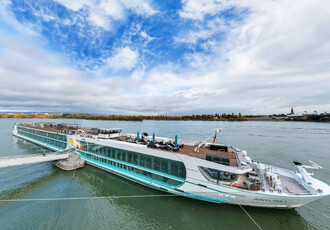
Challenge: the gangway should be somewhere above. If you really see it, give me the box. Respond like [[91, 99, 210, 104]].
[[0, 150, 74, 168]]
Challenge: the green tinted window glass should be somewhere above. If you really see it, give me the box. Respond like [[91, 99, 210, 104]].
[[154, 159, 160, 171], [161, 161, 168, 173], [146, 157, 152, 169], [140, 156, 145, 167]]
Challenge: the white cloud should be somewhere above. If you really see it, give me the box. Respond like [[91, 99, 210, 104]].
[[179, 0, 231, 20], [120, 0, 157, 16], [106, 47, 138, 70], [175, 17, 227, 44], [140, 31, 154, 43], [1, 0, 330, 115], [54, 0, 90, 11], [101, 0, 125, 20], [54, 0, 156, 30], [88, 11, 109, 29], [171, 0, 330, 114], [0, 29, 136, 113]]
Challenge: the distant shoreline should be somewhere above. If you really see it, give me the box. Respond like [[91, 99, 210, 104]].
[[1, 113, 329, 122]]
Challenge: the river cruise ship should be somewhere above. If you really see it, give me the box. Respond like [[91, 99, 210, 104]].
[[12, 123, 330, 208]]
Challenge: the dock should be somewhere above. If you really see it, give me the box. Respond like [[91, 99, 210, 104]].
[[0, 150, 73, 168]]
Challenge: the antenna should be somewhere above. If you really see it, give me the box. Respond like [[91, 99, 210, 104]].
[[194, 128, 222, 152]]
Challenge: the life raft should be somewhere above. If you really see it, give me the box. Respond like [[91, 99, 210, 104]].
[[230, 182, 238, 188]]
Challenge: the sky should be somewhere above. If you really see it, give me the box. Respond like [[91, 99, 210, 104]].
[[0, 0, 330, 115]]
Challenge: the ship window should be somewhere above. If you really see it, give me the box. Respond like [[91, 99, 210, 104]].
[[179, 164, 185, 177], [161, 161, 168, 174], [140, 156, 145, 167], [146, 157, 152, 169], [127, 152, 132, 163], [171, 162, 179, 177], [133, 153, 138, 164], [113, 149, 118, 159], [154, 159, 160, 171]]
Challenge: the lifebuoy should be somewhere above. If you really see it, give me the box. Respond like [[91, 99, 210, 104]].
[[230, 182, 238, 188], [223, 172, 230, 177]]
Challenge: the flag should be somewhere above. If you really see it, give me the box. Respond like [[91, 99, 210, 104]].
[[212, 132, 217, 144]]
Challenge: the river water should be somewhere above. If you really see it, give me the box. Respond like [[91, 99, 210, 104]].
[[0, 119, 329, 230]]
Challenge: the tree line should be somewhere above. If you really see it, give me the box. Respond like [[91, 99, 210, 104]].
[[0, 113, 246, 121]]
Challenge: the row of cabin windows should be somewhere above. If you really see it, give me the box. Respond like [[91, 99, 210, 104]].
[[80, 142, 186, 179], [17, 129, 67, 149], [17, 127, 66, 141], [81, 152, 182, 186]]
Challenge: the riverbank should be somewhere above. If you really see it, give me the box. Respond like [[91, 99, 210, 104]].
[[1, 113, 329, 122], [0, 113, 246, 121]]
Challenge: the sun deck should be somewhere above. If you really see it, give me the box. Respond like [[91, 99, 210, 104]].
[[116, 134, 238, 166], [155, 145, 238, 167], [20, 123, 239, 167], [21, 123, 97, 134]]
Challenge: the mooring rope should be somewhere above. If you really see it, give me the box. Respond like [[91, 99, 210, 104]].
[[234, 198, 262, 230], [0, 194, 178, 202], [304, 205, 330, 219], [71, 166, 77, 180]]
